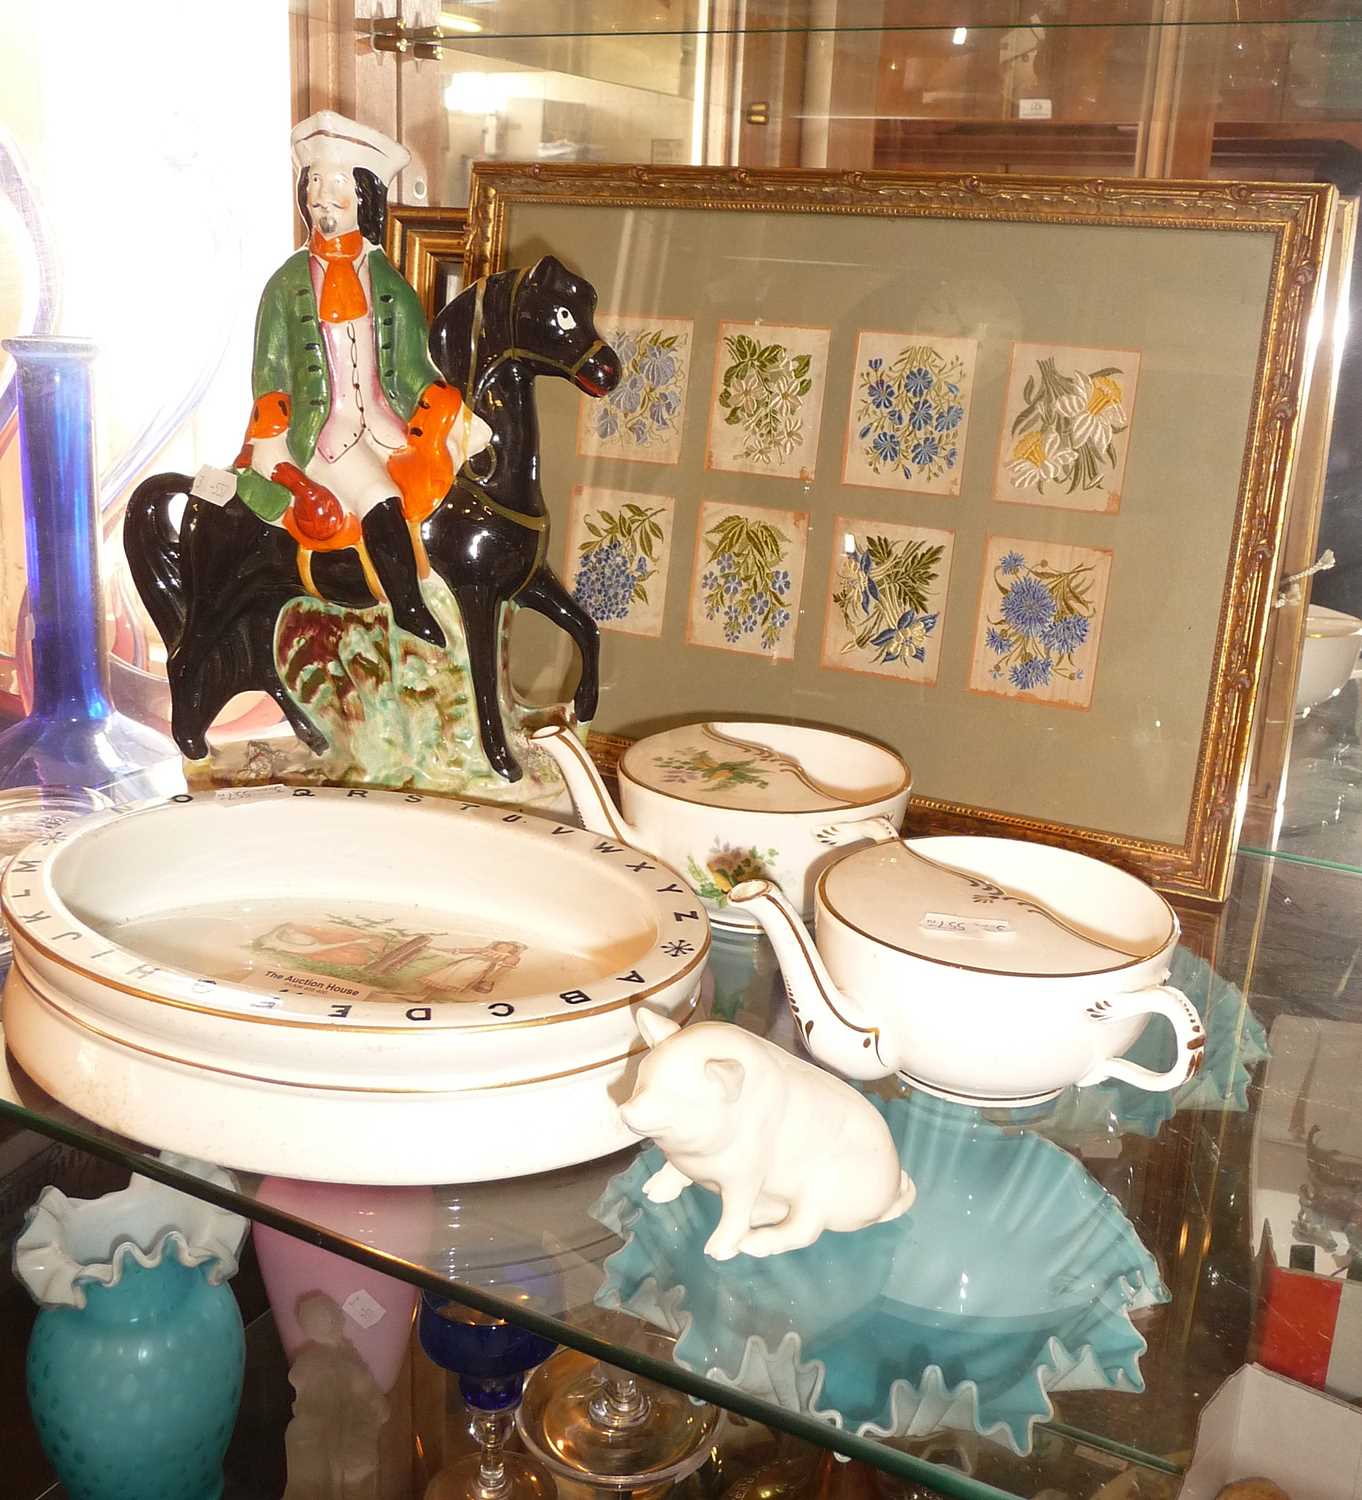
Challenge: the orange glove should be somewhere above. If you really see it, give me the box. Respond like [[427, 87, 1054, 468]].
[[234, 390, 291, 468], [387, 382, 464, 524]]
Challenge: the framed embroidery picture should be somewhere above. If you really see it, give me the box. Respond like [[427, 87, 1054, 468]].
[[465, 164, 1337, 902]]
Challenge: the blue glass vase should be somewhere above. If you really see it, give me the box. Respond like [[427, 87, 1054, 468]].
[[15, 1165, 249, 1500], [0, 336, 175, 790]]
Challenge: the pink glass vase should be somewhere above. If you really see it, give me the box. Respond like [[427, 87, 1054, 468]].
[[253, 1178, 435, 1394]]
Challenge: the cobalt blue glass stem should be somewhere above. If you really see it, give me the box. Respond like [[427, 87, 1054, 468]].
[[0, 336, 176, 790], [7, 337, 108, 719]]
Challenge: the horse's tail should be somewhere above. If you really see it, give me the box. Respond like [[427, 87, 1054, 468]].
[[124, 471, 192, 649]]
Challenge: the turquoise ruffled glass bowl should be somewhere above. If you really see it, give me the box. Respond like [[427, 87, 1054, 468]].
[[594, 1090, 1168, 1455]]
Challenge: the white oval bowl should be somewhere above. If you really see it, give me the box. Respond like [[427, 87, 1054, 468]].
[[1, 787, 708, 1183], [1296, 604, 1362, 714], [619, 721, 910, 930]]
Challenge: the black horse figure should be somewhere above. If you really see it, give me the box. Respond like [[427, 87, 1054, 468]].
[[125, 256, 619, 782]]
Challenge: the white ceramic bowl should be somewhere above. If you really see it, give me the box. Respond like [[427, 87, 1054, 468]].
[[732, 833, 1205, 1107], [1296, 604, 1362, 715], [0, 787, 708, 1183], [536, 721, 910, 931]]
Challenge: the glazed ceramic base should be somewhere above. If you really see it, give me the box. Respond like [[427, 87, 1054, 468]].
[[897, 1070, 1064, 1109], [0, 972, 670, 1184]]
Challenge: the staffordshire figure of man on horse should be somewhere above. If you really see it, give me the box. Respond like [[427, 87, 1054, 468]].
[[125, 111, 619, 792]]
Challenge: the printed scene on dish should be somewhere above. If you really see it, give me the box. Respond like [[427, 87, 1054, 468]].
[[842, 332, 977, 497], [687, 499, 809, 661], [968, 536, 1113, 709], [822, 516, 955, 685], [995, 344, 1141, 514], [565, 485, 676, 638], [706, 321, 830, 482], [577, 315, 694, 466]]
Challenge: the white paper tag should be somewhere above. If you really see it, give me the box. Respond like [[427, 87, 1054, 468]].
[[191, 465, 238, 505], [1018, 97, 1052, 119], [920, 911, 1013, 937], [214, 783, 292, 803], [341, 1290, 386, 1329]]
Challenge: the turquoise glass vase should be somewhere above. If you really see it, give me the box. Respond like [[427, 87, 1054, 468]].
[[14, 1157, 248, 1500]]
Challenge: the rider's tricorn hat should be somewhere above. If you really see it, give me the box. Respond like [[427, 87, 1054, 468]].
[[290, 110, 410, 187]]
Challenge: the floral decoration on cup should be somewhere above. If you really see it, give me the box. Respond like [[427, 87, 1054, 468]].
[[995, 344, 1141, 514], [687, 500, 808, 660], [652, 749, 771, 791], [841, 332, 977, 496], [968, 538, 1113, 709], [577, 316, 692, 466], [685, 842, 782, 908], [821, 517, 955, 685], [565, 486, 675, 638], [706, 322, 830, 481]]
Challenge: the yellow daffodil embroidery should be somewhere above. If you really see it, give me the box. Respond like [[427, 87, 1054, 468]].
[[1008, 358, 1129, 496]]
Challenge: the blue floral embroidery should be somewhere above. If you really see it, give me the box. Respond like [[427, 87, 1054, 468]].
[[853, 342, 970, 488], [572, 502, 667, 627], [1009, 656, 1053, 691], [698, 515, 797, 652], [866, 376, 897, 412], [870, 608, 939, 665], [1039, 613, 1090, 655], [907, 399, 934, 433], [591, 326, 688, 452], [638, 344, 678, 387], [573, 538, 637, 622], [614, 374, 645, 416], [830, 534, 945, 675], [1000, 576, 1056, 634], [872, 431, 902, 465], [983, 549, 1099, 697]]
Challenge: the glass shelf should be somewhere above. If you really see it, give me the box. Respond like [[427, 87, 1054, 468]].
[[376, 1, 1362, 42], [4, 838, 1356, 1499], [1242, 677, 1362, 874], [320, 0, 1362, 207]]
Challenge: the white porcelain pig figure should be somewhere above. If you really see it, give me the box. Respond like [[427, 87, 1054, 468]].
[[620, 1011, 916, 1261]]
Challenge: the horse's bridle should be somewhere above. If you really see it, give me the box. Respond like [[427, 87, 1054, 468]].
[[466, 260, 609, 402]]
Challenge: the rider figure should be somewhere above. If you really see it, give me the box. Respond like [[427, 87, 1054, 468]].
[[233, 111, 491, 646]]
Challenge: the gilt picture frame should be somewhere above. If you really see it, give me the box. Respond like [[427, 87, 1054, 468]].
[[464, 163, 1336, 903], [386, 204, 468, 314]]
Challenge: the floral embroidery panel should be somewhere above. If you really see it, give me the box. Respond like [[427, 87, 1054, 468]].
[[841, 332, 978, 497], [821, 517, 955, 685], [564, 486, 676, 639], [687, 499, 809, 661], [968, 537, 1113, 709], [706, 322, 830, 481], [577, 316, 693, 466], [994, 344, 1141, 513]]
